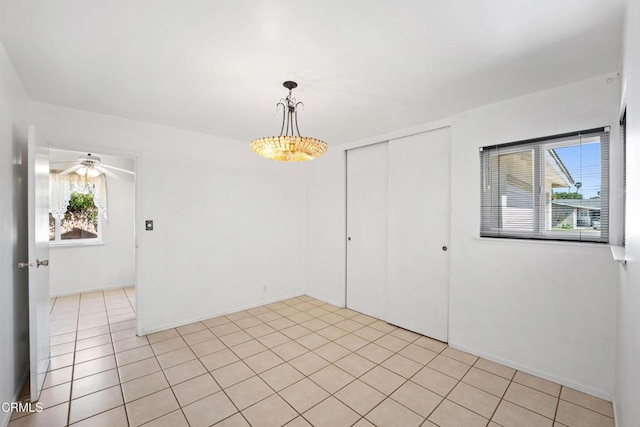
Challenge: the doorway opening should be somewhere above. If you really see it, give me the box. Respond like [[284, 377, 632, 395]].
[[48, 148, 138, 327]]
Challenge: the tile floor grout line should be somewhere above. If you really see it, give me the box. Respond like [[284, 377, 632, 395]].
[[498, 397, 557, 424], [219, 325, 306, 425], [63, 290, 132, 426], [60, 297, 444, 425], [104, 290, 132, 427], [64, 289, 84, 426], [511, 376, 563, 399], [22, 289, 615, 427], [208, 367, 254, 426], [514, 379, 612, 420], [436, 381, 486, 425], [222, 302, 429, 424], [147, 353, 194, 427], [358, 345, 452, 425], [212, 299, 437, 424], [554, 389, 616, 420], [65, 291, 120, 426], [348, 375, 414, 424], [484, 390, 506, 423], [474, 356, 514, 424], [167, 318, 268, 425], [460, 365, 563, 424], [206, 299, 344, 423], [498, 372, 580, 425], [127, 306, 248, 424], [348, 332, 477, 425]]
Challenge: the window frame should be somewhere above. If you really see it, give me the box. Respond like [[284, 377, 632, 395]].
[[620, 109, 626, 246], [49, 191, 104, 247], [480, 127, 610, 243]]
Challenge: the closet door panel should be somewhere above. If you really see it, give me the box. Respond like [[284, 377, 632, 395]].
[[387, 128, 450, 341], [346, 142, 388, 319]]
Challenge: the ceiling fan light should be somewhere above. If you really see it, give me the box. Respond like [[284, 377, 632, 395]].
[[86, 167, 101, 178], [75, 166, 88, 176]]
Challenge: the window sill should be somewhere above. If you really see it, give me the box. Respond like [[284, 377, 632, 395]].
[[475, 236, 611, 252], [50, 240, 104, 248], [610, 245, 627, 264]]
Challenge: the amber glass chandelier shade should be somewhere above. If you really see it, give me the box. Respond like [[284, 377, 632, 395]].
[[251, 135, 328, 162], [251, 81, 327, 162]]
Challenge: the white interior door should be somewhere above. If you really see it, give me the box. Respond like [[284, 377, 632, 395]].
[[346, 142, 388, 319], [386, 128, 450, 341], [26, 125, 50, 401]]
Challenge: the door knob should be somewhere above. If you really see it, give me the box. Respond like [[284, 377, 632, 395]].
[[347, 237, 351, 241], [442, 246, 448, 251], [18, 262, 34, 268], [36, 259, 49, 267]]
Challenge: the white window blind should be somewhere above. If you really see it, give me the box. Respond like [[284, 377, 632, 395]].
[[480, 127, 609, 243]]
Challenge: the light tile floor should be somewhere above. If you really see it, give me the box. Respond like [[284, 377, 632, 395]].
[[9, 287, 614, 427]]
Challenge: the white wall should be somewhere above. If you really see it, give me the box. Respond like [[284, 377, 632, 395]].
[[449, 75, 619, 399], [30, 102, 307, 334], [306, 75, 620, 399], [49, 151, 136, 296], [0, 42, 29, 427], [305, 147, 346, 306], [614, 1, 640, 425]]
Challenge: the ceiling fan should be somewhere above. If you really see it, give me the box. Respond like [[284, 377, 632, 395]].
[[51, 153, 135, 179]]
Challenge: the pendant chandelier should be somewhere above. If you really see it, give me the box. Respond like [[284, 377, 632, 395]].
[[251, 81, 327, 162]]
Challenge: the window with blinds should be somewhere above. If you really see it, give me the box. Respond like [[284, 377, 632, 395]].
[[480, 127, 609, 243]]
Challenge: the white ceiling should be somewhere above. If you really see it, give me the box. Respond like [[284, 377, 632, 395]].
[[0, 0, 624, 145]]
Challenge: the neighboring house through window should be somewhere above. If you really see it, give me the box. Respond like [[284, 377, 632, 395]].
[[480, 127, 610, 243]]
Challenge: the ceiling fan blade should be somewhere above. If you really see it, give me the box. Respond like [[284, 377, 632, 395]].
[[100, 164, 136, 175], [94, 165, 119, 179], [58, 164, 82, 176]]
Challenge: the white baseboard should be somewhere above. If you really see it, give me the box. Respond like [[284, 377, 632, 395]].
[[612, 395, 620, 427], [448, 341, 613, 401], [304, 292, 344, 308], [50, 283, 134, 297], [139, 293, 305, 336], [1, 367, 29, 427]]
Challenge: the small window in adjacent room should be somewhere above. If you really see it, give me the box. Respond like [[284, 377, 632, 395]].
[[480, 127, 610, 243], [50, 191, 102, 243], [49, 192, 101, 241]]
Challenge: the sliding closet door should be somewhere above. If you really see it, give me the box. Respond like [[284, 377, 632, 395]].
[[386, 128, 450, 341], [346, 142, 388, 319]]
